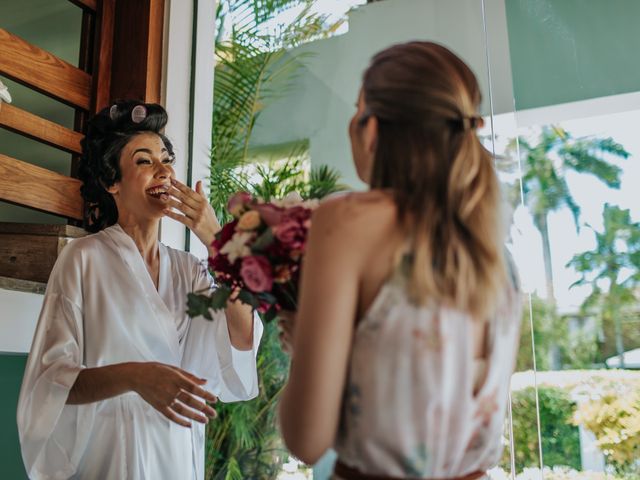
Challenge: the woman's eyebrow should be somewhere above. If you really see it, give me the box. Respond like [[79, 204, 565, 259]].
[[131, 147, 168, 157]]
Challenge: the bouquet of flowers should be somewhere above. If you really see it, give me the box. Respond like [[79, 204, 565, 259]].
[[187, 192, 318, 322]]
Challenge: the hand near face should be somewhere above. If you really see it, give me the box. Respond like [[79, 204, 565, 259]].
[[163, 179, 221, 248]]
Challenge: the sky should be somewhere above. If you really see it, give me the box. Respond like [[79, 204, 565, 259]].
[[493, 108, 640, 314]]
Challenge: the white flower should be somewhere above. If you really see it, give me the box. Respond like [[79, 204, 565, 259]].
[[219, 231, 252, 263], [271, 191, 304, 208], [0, 79, 12, 104]]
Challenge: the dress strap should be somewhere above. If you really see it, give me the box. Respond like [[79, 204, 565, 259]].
[[334, 460, 485, 480]]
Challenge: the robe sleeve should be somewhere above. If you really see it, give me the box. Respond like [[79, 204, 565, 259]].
[[16, 245, 96, 479], [181, 258, 263, 402]]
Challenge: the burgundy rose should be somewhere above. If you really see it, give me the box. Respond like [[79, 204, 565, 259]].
[[240, 255, 273, 293], [213, 220, 238, 250], [273, 219, 304, 248]]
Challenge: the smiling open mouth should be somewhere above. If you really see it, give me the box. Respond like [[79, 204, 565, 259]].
[[146, 186, 169, 199]]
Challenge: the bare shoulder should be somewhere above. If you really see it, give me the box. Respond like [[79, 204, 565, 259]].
[[314, 190, 397, 235]]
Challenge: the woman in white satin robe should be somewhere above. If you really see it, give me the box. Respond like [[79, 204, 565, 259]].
[[17, 101, 262, 480]]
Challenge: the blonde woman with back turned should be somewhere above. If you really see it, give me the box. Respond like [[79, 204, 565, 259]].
[[278, 42, 521, 480]]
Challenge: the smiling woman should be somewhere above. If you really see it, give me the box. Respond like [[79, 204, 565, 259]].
[[16, 101, 262, 480]]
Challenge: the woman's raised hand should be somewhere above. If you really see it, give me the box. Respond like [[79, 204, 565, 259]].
[[163, 179, 221, 248], [130, 362, 218, 428]]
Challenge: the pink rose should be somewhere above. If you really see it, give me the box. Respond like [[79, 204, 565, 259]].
[[227, 192, 253, 218], [254, 203, 284, 227], [240, 255, 273, 293], [273, 219, 304, 248]]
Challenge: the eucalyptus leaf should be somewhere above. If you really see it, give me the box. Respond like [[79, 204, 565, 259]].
[[186, 293, 214, 320], [237, 288, 261, 308], [251, 229, 274, 252], [209, 285, 233, 310]]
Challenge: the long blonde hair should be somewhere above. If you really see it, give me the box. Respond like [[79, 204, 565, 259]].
[[363, 41, 507, 319]]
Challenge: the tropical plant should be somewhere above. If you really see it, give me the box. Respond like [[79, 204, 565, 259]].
[[210, 0, 343, 221], [516, 295, 564, 372], [567, 204, 640, 368], [516, 295, 599, 372], [207, 2, 348, 478], [509, 127, 628, 303]]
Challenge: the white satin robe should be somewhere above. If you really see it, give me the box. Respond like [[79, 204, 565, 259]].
[[17, 224, 263, 480]]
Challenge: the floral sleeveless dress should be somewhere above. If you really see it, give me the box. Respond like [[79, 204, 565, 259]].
[[333, 261, 521, 479]]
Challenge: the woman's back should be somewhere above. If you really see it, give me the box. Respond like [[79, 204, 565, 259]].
[[329, 192, 521, 478], [279, 42, 522, 477]]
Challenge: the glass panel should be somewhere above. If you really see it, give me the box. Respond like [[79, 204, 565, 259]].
[[484, 0, 640, 478], [212, 1, 509, 479]]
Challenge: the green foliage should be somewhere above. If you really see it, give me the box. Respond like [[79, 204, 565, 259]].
[[516, 295, 599, 371], [512, 127, 627, 227], [517, 295, 564, 372], [502, 386, 581, 471], [567, 204, 640, 365], [206, 321, 290, 480], [573, 381, 640, 475]]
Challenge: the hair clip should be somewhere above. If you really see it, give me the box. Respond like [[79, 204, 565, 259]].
[[109, 104, 118, 121], [131, 105, 147, 123], [458, 116, 484, 131]]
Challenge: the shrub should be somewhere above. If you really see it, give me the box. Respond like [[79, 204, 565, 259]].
[[573, 386, 640, 475], [502, 386, 581, 471]]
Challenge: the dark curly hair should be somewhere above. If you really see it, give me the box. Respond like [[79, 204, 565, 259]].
[[78, 101, 175, 232]]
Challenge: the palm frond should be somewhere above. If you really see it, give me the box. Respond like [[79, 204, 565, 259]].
[[306, 164, 348, 200]]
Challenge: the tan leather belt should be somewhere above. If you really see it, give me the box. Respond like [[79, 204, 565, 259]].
[[334, 460, 485, 480]]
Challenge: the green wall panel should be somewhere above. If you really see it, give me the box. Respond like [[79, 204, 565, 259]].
[[506, 0, 640, 110], [0, 354, 28, 480]]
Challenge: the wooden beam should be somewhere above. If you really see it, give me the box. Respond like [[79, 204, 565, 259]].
[[0, 224, 86, 285], [68, 0, 98, 11], [110, 0, 164, 103], [0, 103, 83, 155], [0, 28, 92, 110], [92, 0, 115, 112], [0, 154, 83, 220], [145, 0, 165, 104], [0, 223, 86, 237]]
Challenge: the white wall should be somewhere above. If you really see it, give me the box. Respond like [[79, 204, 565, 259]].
[[249, 0, 514, 188], [161, 0, 216, 261], [0, 290, 42, 353]]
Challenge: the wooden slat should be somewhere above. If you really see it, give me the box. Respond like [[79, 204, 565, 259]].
[[0, 223, 85, 237], [0, 154, 83, 220], [68, 0, 98, 11], [0, 28, 91, 110], [0, 103, 83, 154], [0, 275, 46, 295]]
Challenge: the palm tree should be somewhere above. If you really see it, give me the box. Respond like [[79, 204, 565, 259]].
[[567, 204, 640, 368], [510, 126, 628, 303]]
